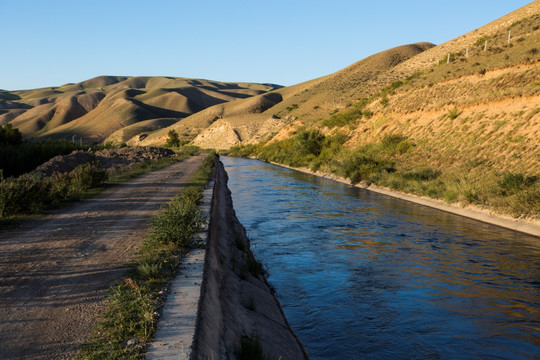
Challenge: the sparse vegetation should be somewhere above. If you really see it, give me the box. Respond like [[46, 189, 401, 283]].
[[78, 152, 217, 359]]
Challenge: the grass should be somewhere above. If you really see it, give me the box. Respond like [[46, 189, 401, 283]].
[[77, 152, 217, 359]]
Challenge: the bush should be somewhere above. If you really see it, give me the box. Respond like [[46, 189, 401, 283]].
[[147, 193, 202, 247], [0, 123, 22, 145], [0, 139, 89, 177], [447, 107, 461, 120], [402, 168, 442, 181], [0, 161, 107, 217], [321, 107, 362, 128], [165, 129, 180, 148], [498, 173, 537, 194], [380, 134, 412, 155], [342, 150, 394, 184]]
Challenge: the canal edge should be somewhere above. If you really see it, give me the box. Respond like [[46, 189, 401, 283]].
[[266, 160, 540, 239], [145, 171, 215, 359]]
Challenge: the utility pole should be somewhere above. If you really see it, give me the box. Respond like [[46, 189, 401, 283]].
[[508, 30, 511, 45], [447, 53, 450, 64], [484, 40, 488, 51], [466, 47, 469, 58]]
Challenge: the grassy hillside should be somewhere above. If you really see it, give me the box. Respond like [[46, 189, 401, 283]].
[[226, 1, 540, 220], [0, 76, 281, 143]]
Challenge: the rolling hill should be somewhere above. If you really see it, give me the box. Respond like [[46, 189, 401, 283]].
[[0, 76, 281, 143]]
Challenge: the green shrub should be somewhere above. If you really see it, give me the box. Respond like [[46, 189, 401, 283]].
[[321, 107, 362, 128], [69, 162, 107, 193], [475, 35, 491, 46], [498, 173, 537, 194], [447, 107, 461, 120], [342, 150, 393, 184], [0, 161, 107, 217], [165, 129, 181, 148], [380, 134, 412, 155], [147, 193, 202, 247], [0, 123, 22, 145], [402, 168, 442, 181], [0, 139, 90, 177]]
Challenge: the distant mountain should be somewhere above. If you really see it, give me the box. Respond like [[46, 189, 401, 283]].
[[0, 76, 282, 143]]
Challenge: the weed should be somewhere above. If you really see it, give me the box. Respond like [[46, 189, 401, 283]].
[[447, 107, 461, 120], [475, 35, 491, 46], [402, 168, 442, 181], [498, 172, 537, 194]]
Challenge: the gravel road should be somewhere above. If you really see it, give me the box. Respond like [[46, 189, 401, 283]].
[[0, 155, 204, 360]]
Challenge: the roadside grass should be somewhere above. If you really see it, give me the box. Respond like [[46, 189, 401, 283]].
[[77, 152, 217, 360], [230, 130, 539, 219], [0, 145, 201, 228]]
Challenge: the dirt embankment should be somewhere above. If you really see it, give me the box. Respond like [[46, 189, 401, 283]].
[[191, 161, 309, 359], [0, 155, 204, 360], [31, 146, 176, 176]]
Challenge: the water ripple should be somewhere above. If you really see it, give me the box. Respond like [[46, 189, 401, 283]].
[[222, 157, 540, 360]]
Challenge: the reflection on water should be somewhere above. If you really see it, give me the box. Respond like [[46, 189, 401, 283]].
[[221, 157, 540, 359]]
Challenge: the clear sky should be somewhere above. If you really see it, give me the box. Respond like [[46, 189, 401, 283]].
[[1, 0, 533, 91]]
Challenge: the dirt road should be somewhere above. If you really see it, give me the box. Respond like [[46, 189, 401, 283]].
[[0, 155, 204, 360]]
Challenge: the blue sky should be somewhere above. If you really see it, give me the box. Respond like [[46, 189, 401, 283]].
[[1, 0, 532, 90]]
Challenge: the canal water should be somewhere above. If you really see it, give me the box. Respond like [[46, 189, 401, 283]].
[[220, 157, 540, 359]]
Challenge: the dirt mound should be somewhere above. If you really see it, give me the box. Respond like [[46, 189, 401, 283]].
[[31, 146, 176, 176]]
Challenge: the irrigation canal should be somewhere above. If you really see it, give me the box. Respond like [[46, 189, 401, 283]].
[[221, 156, 540, 359]]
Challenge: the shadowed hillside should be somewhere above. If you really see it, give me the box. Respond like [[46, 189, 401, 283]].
[[0, 76, 281, 143]]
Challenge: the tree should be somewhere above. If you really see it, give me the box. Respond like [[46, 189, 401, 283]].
[[165, 129, 180, 148], [0, 123, 23, 145]]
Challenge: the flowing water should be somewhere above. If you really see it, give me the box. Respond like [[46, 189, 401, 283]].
[[220, 157, 540, 359]]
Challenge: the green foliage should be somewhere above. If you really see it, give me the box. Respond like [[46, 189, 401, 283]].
[[362, 109, 373, 119], [321, 107, 362, 128], [475, 35, 491, 46], [447, 107, 461, 120], [498, 173, 537, 194], [402, 168, 442, 181], [286, 103, 299, 112], [0, 123, 22, 145], [227, 143, 259, 158], [294, 129, 325, 157], [0, 139, 89, 177], [342, 148, 394, 184], [69, 162, 107, 191], [147, 193, 202, 247], [380, 134, 412, 154], [0, 162, 107, 217], [165, 129, 180, 148]]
